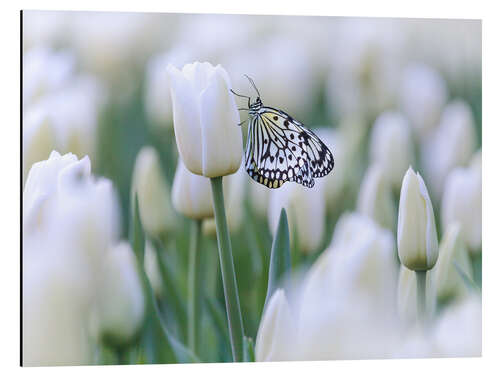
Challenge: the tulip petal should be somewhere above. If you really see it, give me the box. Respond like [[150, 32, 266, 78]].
[[199, 67, 242, 177], [167, 64, 203, 175]]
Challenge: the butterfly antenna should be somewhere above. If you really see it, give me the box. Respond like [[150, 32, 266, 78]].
[[244, 74, 261, 98], [230, 88, 251, 100]]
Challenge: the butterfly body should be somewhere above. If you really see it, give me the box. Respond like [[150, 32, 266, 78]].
[[243, 98, 334, 189]]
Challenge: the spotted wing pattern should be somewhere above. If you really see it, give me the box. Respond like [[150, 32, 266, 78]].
[[244, 107, 334, 189]]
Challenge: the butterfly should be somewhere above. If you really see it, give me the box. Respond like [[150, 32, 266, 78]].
[[232, 75, 334, 189]]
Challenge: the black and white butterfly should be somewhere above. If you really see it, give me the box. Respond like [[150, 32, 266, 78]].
[[232, 76, 334, 189]]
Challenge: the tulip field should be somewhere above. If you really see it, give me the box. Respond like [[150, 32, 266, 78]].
[[22, 11, 481, 366]]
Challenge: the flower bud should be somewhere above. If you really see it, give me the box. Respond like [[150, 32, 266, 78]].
[[397, 167, 438, 271], [171, 158, 213, 220], [369, 111, 414, 189], [421, 100, 477, 198], [399, 63, 448, 139], [167, 61, 242, 177], [255, 289, 294, 361], [441, 163, 482, 253], [268, 181, 325, 254], [94, 242, 145, 347], [356, 164, 396, 230], [430, 223, 473, 301], [132, 146, 176, 236]]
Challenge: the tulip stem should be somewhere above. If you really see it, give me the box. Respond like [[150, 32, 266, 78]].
[[210, 176, 245, 362], [415, 271, 427, 327], [188, 219, 203, 357]]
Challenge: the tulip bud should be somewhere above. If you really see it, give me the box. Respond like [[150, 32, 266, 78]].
[[397, 167, 439, 271], [171, 158, 213, 220], [132, 146, 176, 236], [369, 111, 414, 189], [430, 223, 473, 301], [399, 63, 448, 139], [421, 100, 477, 198], [94, 242, 145, 347], [356, 164, 396, 230], [441, 164, 481, 252], [268, 181, 325, 254], [167, 61, 243, 178], [255, 289, 294, 361]]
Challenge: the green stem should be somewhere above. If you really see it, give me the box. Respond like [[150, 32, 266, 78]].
[[210, 176, 245, 362], [187, 220, 203, 357], [415, 271, 427, 327]]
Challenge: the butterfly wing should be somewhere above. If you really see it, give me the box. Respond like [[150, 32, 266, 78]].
[[245, 107, 334, 189]]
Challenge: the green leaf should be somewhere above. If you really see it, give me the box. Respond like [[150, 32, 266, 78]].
[[243, 336, 255, 362], [265, 208, 291, 305], [453, 260, 481, 293], [132, 194, 145, 266]]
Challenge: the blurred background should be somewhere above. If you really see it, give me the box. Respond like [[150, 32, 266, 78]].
[[22, 11, 481, 366]]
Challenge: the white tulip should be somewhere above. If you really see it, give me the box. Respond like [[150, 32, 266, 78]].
[[430, 223, 473, 301], [432, 296, 481, 357], [23, 152, 121, 365], [23, 151, 91, 236], [132, 146, 176, 236], [22, 46, 75, 107], [94, 242, 145, 346], [441, 164, 482, 253], [249, 178, 270, 219], [421, 100, 477, 198], [399, 63, 448, 139], [172, 158, 213, 220], [255, 289, 295, 362], [369, 111, 414, 189], [356, 164, 396, 230], [167, 61, 242, 177], [397, 167, 439, 271], [268, 181, 325, 254]]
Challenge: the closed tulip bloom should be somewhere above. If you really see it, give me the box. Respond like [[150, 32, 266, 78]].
[[397, 167, 439, 271], [172, 158, 213, 220], [94, 242, 145, 347], [430, 223, 473, 302], [399, 63, 448, 139], [268, 181, 325, 254], [421, 100, 477, 198], [167, 61, 242, 177], [356, 164, 396, 230], [255, 289, 295, 362], [441, 164, 482, 252], [369, 111, 414, 189], [132, 146, 176, 236]]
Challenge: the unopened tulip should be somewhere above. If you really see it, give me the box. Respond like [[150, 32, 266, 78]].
[[94, 242, 145, 346], [172, 158, 213, 220], [132, 146, 176, 236], [255, 289, 295, 361], [369, 111, 414, 189], [356, 164, 396, 230], [167, 61, 242, 177], [397, 167, 439, 271], [441, 164, 482, 253], [399, 63, 448, 139], [430, 223, 473, 301]]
